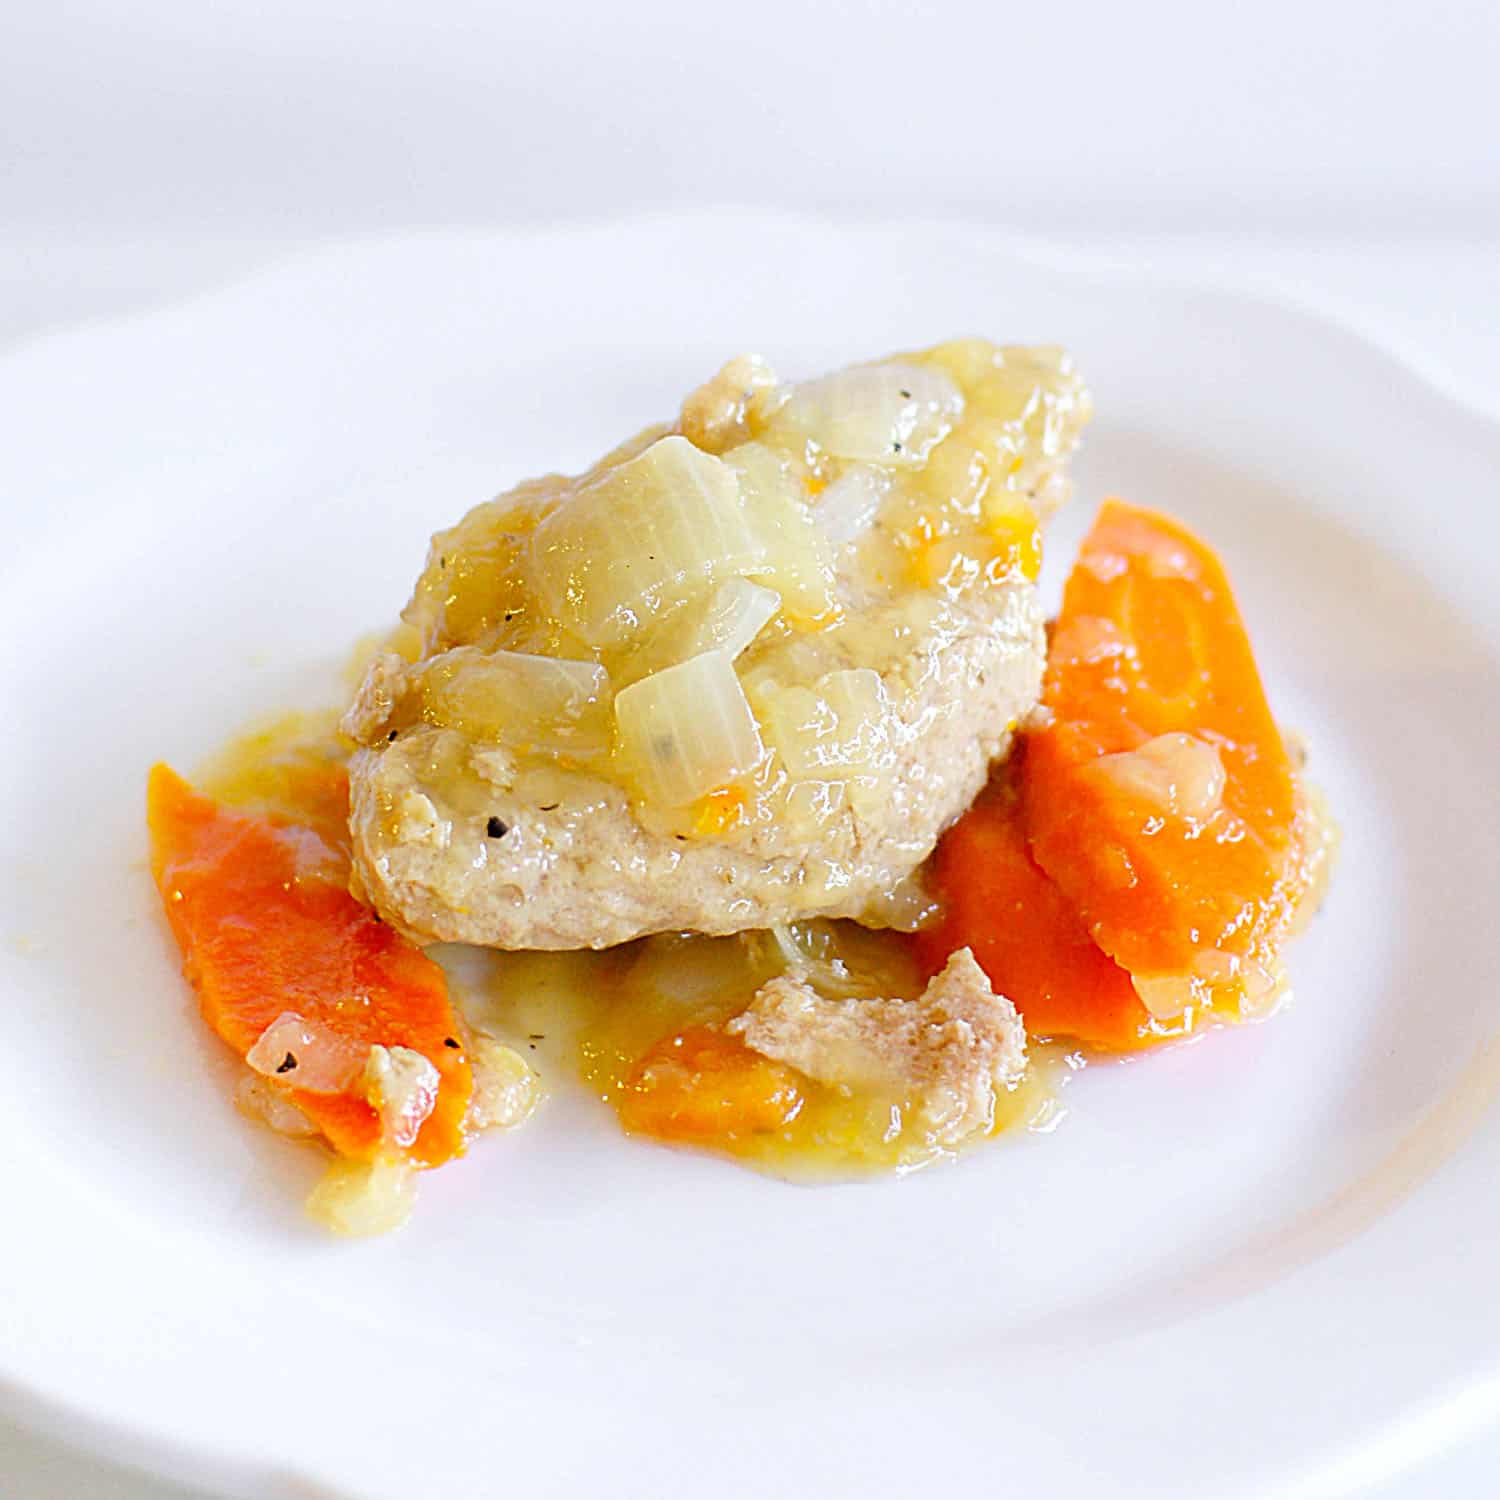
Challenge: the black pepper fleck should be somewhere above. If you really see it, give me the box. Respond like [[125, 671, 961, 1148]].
[[275, 1052, 297, 1074], [388, 729, 398, 742], [486, 815, 510, 839], [444, 1037, 461, 1049], [539, 802, 559, 812], [892, 440, 903, 453], [899, 388, 912, 398]]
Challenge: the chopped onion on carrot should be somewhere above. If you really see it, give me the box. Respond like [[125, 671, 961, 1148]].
[[363, 1044, 442, 1150], [245, 1012, 367, 1095]]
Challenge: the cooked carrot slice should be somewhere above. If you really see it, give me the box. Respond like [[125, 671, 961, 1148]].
[[1021, 500, 1310, 1014], [617, 1024, 804, 1145], [918, 776, 1152, 1050], [147, 763, 471, 1166]]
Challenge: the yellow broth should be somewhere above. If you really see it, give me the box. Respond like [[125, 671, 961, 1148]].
[[196, 712, 1067, 1179]]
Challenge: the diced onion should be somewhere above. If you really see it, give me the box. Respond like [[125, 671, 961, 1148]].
[[529, 436, 767, 648], [417, 646, 611, 751], [614, 650, 764, 807], [752, 683, 829, 780], [362, 1044, 441, 1150], [814, 466, 891, 547], [305, 1157, 416, 1238], [745, 920, 869, 998], [245, 1012, 366, 1095], [752, 667, 892, 779], [402, 525, 531, 652], [727, 443, 838, 626], [466, 1035, 540, 1131], [235, 1073, 319, 1138], [855, 870, 942, 931], [677, 577, 781, 661], [1132, 974, 1200, 1022], [768, 362, 963, 466], [1091, 732, 1226, 822], [1236, 958, 1288, 1016], [617, 578, 781, 687], [781, 777, 848, 841], [1135, 952, 1286, 1023], [820, 669, 890, 768]]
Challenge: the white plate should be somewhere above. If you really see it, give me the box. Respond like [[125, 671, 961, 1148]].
[[3, 215, 1498, 1500]]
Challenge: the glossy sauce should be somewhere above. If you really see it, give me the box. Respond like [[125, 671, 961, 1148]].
[[200, 711, 1067, 1179], [353, 342, 1089, 847], [463, 924, 1068, 1179]]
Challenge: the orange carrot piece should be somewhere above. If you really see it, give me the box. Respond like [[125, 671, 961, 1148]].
[[1021, 500, 1308, 1009], [918, 777, 1152, 1050], [147, 764, 471, 1166], [617, 1025, 804, 1145]]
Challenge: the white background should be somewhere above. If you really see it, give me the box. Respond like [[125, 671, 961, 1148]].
[[3, 1, 1498, 1496]]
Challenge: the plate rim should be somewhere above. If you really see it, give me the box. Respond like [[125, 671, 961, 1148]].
[[4, 209, 1500, 1500]]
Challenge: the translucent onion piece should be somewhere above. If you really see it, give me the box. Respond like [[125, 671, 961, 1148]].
[[753, 667, 892, 780], [465, 1035, 540, 1132], [1090, 732, 1227, 822], [815, 466, 891, 547], [529, 436, 767, 648], [744, 920, 872, 999], [235, 1073, 319, 1138], [1132, 973, 1201, 1022], [854, 869, 942, 931], [305, 1158, 416, 1238], [727, 443, 839, 627], [780, 776, 848, 841], [769, 362, 963, 466], [820, 669, 892, 769], [751, 682, 828, 780], [417, 646, 611, 751], [614, 649, 765, 807], [617, 578, 781, 688], [402, 525, 532, 652], [362, 1044, 441, 1150], [245, 1012, 367, 1095], [1135, 951, 1286, 1023]]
